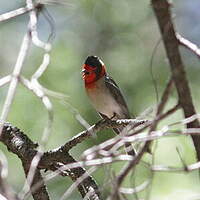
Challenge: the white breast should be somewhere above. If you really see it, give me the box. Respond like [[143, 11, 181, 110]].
[[86, 78, 124, 118]]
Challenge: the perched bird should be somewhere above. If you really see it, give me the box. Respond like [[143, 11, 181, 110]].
[[81, 55, 136, 156]]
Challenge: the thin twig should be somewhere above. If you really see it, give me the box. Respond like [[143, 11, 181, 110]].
[[156, 77, 173, 114], [176, 33, 200, 59], [20, 76, 54, 145], [119, 180, 150, 194], [0, 75, 11, 87], [151, 160, 200, 172], [0, 6, 34, 22], [28, 0, 51, 51], [0, 31, 31, 136]]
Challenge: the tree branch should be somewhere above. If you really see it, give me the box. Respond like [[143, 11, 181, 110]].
[[152, 0, 200, 160], [109, 77, 177, 199], [0, 123, 101, 200], [61, 119, 148, 152], [0, 123, 49, 200], [0, 32, 31, 136], [22, 163, 50, 200], [176, 33, 200, 59]]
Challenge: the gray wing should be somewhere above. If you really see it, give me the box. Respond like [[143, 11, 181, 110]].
[[99, 76, 136, 155], [104, 75, 131, 118]]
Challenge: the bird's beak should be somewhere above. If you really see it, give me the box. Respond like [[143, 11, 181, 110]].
[[81, 69, 87, 74], [81, 68, 89, 79]]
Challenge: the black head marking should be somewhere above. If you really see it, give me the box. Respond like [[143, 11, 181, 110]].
[[85, 56, 103, 68]]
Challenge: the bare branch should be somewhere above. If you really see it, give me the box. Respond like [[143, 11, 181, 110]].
[[144, 77, 174, 199], [151, 0, 200, 160], [0, 75, 11, 88], [0, 6, 34, 22], [0, 32, 31, 136], [111, 110, 179, 200], [0, 123, 49, 200], [146, 77, 174, 153], [65, 119, 149, 152], [2, 115, 200, 198], [2, 1, 200, 199], [176, 33, 200, 59], [156, 77, 173, 115], [22, 163, 50, 200], [119, 180, 150, 195], [152, 160, 200, 173], [27, 0, 53, 146], [60, 167, 98, 200], [0, 123, 101, 200], [17, 2, 54, 197], [19, 76, 54, 146], [27, 0, 51, 51], [83, 104, 179, 161], [0, 151, 17, 200]]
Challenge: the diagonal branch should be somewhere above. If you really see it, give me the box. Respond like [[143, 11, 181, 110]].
[[63, 119, 148, 152], [0, 3, 43, 23], [0, 123, 102, 200], [151, 0, 200, 160], [176, 33, 200, 59], [22, 163, 50, 200], [0, 32, 31, 136], [0, 75, 11, 88], [0, 6, 33, 22]]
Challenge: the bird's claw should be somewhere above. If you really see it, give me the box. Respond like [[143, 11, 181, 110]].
[[111, 112, 117, 120]]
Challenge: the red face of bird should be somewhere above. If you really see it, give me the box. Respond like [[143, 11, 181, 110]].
[[82, 56, 106, 85]]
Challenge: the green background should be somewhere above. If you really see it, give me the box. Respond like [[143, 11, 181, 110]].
[[0, 0, 200, 199]]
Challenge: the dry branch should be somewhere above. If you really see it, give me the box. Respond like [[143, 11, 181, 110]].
[[0, 123, 101, 200], [0, 124, 49, 200], [1, 1, 200, 199], [108, 75, 175, 199], [177, 33, 200, 59], [0, 2, 44, 23], [152, 0, 200, 160], [108, 103, 180, 200], [0, 151, 17, 200], [63, 119, 148, 151], [0, 33, 31, 136]]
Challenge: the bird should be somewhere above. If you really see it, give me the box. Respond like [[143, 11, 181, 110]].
[[81, 55, 136, 156]]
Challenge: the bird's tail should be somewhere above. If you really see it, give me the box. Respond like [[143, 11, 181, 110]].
[[113, 128, 136, 156]]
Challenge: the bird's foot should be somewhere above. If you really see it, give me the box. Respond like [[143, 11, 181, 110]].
[[110, 112, 117, 120]]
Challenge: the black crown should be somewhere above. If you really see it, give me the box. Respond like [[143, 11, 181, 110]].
[[85, 56, 102, 68]]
